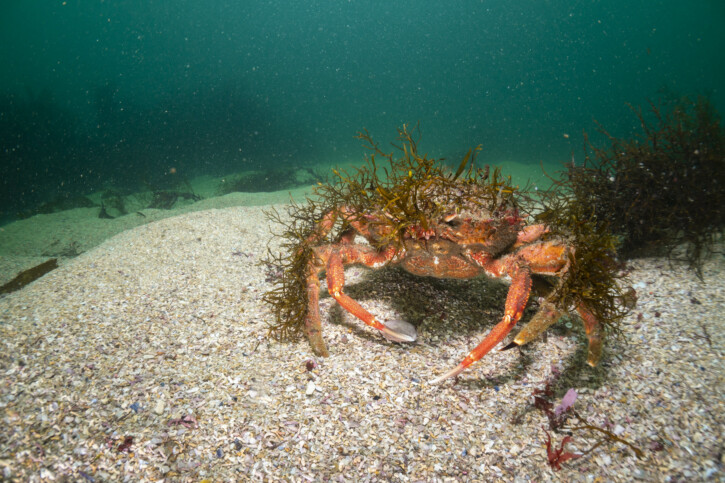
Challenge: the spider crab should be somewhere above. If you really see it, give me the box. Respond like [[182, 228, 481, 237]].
[[304, 204, 603, 384], [265, 126, 622, 384]]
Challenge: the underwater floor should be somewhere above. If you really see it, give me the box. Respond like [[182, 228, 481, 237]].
[[0, 185, 723, 481]]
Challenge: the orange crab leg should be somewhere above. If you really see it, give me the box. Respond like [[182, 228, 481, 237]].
[[304, 269, 330, 357], [326, 252, 416, 343], [429, 266, 532, 384], [326, 252, 385, 331], [513, 242, 568, 273], [501, 302, 603, 367], [514, 224, 549, 246], [508, 300, 563, 349], [576, 303, 602, 367]]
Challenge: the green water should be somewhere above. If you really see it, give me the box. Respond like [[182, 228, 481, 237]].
[[0, 1, 723, 224]]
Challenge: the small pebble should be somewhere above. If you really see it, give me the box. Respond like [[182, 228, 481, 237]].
[[154, 399, 165, 415]]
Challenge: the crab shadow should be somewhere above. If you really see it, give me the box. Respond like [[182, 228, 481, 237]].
[[321, 265, 615, 392], [322, 265, 509, 341]]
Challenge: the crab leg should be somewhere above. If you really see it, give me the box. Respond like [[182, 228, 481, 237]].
[[514, 224, 549, 246], [304, 269, 330, 357], [576, 303, 602, 367], [501, 301, 603, 367], [326, 252, 417, 343], [429, 266, 532, 384], [506, 300, 563, 349]]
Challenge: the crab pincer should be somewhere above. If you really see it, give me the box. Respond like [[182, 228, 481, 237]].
[[326, 252, 417, 343], [428, 265, 532, 384]]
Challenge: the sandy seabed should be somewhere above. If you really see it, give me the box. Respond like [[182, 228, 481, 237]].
[[0, 199, 723, 482]]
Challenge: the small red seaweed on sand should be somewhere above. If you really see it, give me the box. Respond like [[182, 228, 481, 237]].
[[543, 429, 581, 470], [168, 414, 198, 429], [117, 435, 134, 453]]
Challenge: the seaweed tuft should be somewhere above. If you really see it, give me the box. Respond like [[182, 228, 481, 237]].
[[563, 95, 725, 278], [533, 182, 633, 337], [261, 201, 320, 341]]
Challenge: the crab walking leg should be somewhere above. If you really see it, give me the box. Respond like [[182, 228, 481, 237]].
[[576, 303, 603, 367], [429, 266, 532, 384], [514, 224, 549, 246], [326, 252, 416, 343], [508, 300, 563, 348], [303, 269, 330, 357]]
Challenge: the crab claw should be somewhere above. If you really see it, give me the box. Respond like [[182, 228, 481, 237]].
[[428, 266, 533, 385], [428, 363, 467, 385], [325, 252, 417, 345], [380, 318, 418, 343], [499, 341, 519, 351]]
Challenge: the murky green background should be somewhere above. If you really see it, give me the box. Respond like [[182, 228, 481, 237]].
[[1, 1, 723, 223]]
